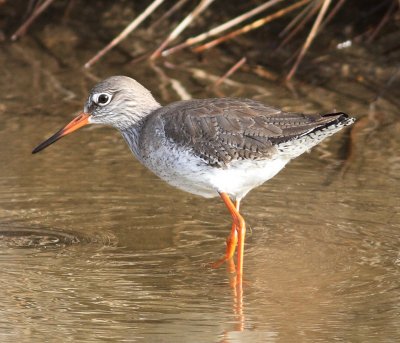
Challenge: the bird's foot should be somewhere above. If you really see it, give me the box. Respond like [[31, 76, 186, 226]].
[[210, 256, 233, 270], [210, 230, 238, 269]]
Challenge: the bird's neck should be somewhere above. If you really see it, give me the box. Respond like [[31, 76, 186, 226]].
[[119, 102, 161, 160]]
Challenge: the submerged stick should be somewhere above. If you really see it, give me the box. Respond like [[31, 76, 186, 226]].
[[193, 0, 311, 53], [286, 0, 332, 81], [162, 0, 285, 57], [84, 0, 165, 68], [150, 0, 216, 60], [214, 57, 247, 87], [11, 0, 56, 40]]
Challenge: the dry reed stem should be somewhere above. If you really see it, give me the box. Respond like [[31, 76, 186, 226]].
[[279, 0, 315, 38], [150, 0, 216, 60], [367, 0, 397, 43], [149, 0, 190, 29], [163, 63, 269, 95], [63, 0, 76, 22], [318, 0, 347, 31], [244, 64, 279, 81], [11, 0, 56, 40], [150, 62, 192, 100], [149, 63, 174, 101], [214, 57, 247, 87], [84, 0, 165, 68], [286, 0, 332, 81], [193, 0, 311, 53], [277, 0, 321, 50], [162, 0, 285, 57], [282, 0, 346, 64], [24, 0, 40, 20], [130, 52, 152, 65]]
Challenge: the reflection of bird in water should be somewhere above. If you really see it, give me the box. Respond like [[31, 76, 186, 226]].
[[33, 76, 355, 281]]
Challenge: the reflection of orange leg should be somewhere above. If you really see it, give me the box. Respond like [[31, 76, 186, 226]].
[[211, 199, 241, 269], [219, 193, 246, 278], [216, 196, 245, 335]]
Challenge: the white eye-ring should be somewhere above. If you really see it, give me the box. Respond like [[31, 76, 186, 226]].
[[92, 92, 112, 106]]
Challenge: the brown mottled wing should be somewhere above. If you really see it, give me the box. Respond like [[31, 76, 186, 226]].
[[159, 98, 342, 167]]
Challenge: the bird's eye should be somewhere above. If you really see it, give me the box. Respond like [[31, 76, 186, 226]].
[[93, 93, 112, 106]]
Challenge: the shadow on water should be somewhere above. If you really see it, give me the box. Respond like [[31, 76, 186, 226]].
[[0, 4, 400, 342]]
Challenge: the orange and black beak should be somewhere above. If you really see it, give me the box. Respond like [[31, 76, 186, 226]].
[[32, 112, 90, 154]]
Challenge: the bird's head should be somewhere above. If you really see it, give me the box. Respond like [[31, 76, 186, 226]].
[[32, 76, 160, 154]]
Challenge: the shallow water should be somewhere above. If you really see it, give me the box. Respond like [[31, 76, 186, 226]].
[[1, 24, 400, 342]]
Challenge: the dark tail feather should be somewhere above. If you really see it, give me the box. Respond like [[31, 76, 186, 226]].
[[321, 112, 355, 127]]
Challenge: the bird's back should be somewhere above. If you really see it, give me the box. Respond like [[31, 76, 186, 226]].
[[141, 98, 354, 167]]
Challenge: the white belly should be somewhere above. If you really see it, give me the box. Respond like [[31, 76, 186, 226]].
[[138, 138, 289, 200]]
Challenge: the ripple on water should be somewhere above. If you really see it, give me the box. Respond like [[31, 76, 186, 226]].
[[0, 226, 117, 249]]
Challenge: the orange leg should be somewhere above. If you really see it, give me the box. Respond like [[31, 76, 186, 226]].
[[211, 199, 240, 269], [211, 200, 240, 268], [218, 193, 246, 277]]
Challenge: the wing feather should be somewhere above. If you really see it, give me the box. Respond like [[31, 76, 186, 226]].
[[154, 98, 346, 167]]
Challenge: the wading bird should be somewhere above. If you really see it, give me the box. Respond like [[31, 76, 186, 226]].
[[33, 76, 355, 279]]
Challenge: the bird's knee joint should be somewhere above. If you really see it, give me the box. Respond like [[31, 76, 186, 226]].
[[234, 215, 245, 231]]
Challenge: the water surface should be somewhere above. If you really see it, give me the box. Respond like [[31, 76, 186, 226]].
[[0, 29, 399, 342]]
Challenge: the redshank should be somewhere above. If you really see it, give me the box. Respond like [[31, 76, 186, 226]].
[[32, 76, 355, 277]]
